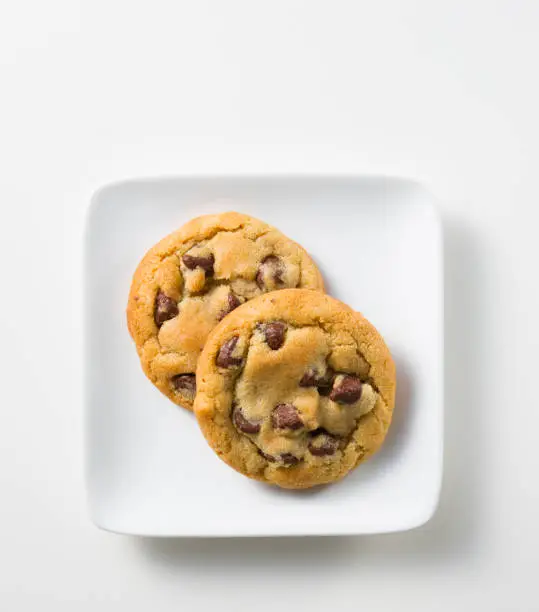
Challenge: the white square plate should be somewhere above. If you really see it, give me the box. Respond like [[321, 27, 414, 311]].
[[84, 176, 443, 537]]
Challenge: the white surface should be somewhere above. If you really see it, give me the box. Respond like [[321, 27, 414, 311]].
[[0, 0, 538, 609], [85, 177, 442, 537]]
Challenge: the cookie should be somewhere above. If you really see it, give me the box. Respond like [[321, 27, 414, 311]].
[[194, 289, 396, 489], [127, 213, 324, 409]]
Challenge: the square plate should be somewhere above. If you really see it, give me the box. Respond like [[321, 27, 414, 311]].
[[84, 176, 443, 537]]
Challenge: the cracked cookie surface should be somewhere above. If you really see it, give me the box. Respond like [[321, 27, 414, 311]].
[[127, 213, 324, 409], [194, 289, 396, 489]]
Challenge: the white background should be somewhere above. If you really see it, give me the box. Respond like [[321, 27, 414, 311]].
[[0, 1, 537, 610]]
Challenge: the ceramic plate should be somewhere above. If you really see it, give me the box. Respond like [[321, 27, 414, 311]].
[[84, 176, 443, 537]]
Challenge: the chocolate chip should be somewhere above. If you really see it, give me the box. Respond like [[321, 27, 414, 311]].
[[232, 406, 261, 434], [299, 368, 334, 395], [259, 450, 276, 462], [154, 291, 179, 327], [217, 293, 241, 321], [264, 322, 286, 350], [280, 453, 300, 465], [258, 450, 300, 465], [216, 335, 243, 368], [256, 255, 284, 289], [227, 292, 241, 311], [308, 432, 339, 456], [299, 369, 317, 387], [272, 403, 303, 430], [316, 371, 335, 396], [171, 374, 196, 396], [182, 253, 215, 275], [329, 375, 363, 404]]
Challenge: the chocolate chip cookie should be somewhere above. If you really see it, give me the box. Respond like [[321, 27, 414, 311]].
[[127, 213, 324, 409], [194, 289, 396, 489]]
